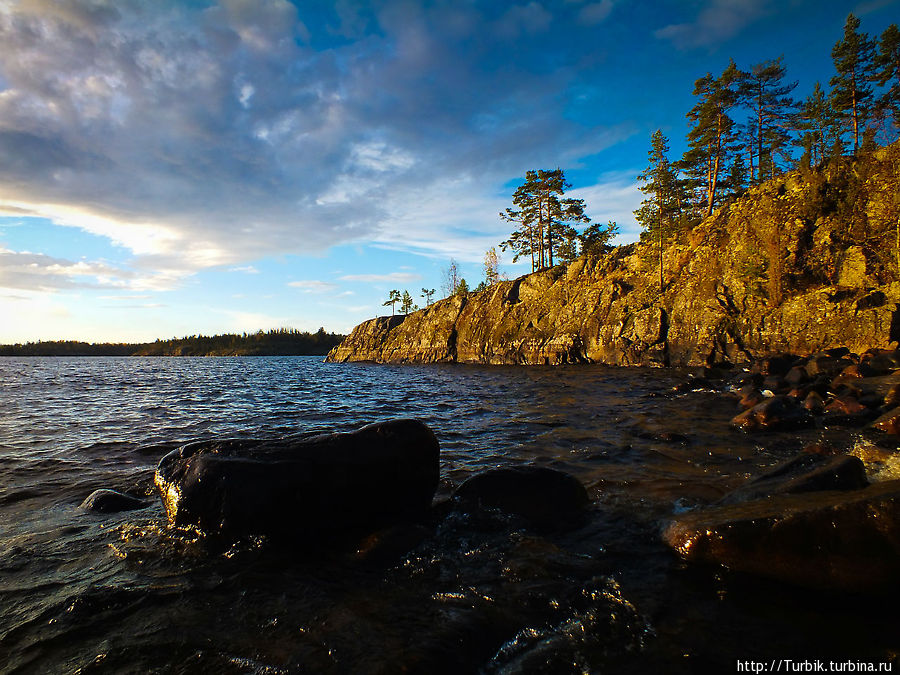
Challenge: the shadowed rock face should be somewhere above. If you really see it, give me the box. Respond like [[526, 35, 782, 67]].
[[154, 419, 440, 539], [328, 146, 900, 367]]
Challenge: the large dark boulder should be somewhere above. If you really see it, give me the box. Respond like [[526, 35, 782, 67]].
[[154, 419, 440, 538], [664, 480, 900, 593], [452, 466, 589, 529]]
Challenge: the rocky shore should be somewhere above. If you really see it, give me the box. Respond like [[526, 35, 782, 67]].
[[145, 341, 900, 594], [664, 345, 900, 592], [328, 145, 899, 367]]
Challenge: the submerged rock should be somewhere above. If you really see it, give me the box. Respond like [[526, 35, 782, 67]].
[[80, 489, 149, 513], [664, 480, 900, 593], [154, 419, 440, 539], [718, 453, 868, 505], [452, 466, 589, 529]]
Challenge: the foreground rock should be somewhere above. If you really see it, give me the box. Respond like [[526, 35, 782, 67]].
[[664, 480, 900, 593], [451, 466, 590, 529], [154, 419, 440, 539], [80, 489, 149, 513]]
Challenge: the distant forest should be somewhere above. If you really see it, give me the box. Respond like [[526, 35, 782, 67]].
[[0, 328, 344, 357]]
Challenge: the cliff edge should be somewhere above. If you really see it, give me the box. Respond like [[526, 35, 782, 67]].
[[328, 146, 900, 367]]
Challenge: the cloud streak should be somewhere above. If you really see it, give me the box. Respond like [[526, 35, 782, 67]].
[[654, 0, 773, 49], [339, 272, 421, 283]]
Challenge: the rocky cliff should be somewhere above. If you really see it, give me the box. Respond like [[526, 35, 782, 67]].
[[328, 144, 900, 367]]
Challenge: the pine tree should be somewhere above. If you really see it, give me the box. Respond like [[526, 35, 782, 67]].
[[401, 290, 415, 314], [382, 289, 400, 316], [578, 221, 619, 258], [636, 130, 683, 292], [681, 61, 742, 218], [739, 57, 797, 182], [421, 288, 435, 307], [500, 169, 590, 271], [875, 23, 900, 134], [830, 13, 877, 153], [795, 82, 842, 166]]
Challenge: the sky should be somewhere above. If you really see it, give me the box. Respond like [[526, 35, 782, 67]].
[[1, 0, 898, 342]]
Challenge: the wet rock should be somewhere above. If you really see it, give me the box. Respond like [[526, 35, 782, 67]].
[[737, 385, 765, 410], [860, 349, 900, 376], [452, 466, 589, 529], [872, 407, 900, 435], [885, 384, 900, 410], [831, 366, 864, 391], [785, 387, 807, 401], [823, 394, 877, 426], [154, 419, 440, 539], [664, 480, 900, 592], [802, 391, 825, 413], [805, 354, 855, 378], [848, 373, 900, 408], [80, 489, 149, 513], [718, 453, 868, 505], [751, 354, 796, 377], [731, 395, 812, 431], [784, 366, 809, 387]]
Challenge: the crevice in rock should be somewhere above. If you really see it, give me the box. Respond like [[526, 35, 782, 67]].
[[891, 304, 900, 345], [505, 279, 522, 304]]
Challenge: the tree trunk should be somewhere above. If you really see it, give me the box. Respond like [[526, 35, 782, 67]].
[[851, 70, 859, 153], [757, 88, 764, 182]]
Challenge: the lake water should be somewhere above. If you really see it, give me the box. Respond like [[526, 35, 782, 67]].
[[0, 356, 895, 673]]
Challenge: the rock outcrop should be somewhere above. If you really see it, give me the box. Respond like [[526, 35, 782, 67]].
[[154, 419, 440, 539], [328, 145, 900, 366]]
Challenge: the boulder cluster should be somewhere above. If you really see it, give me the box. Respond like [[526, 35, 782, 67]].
[[664, 346, 900, 593], [722, 346, 900, 434]]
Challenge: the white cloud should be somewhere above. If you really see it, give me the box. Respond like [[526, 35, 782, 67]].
[[288, 279, 338, 292], [569, 170, 643, 243], [0, 246, 185, 293], [339, 272, 421, 283], [229, 265, 260, 274]]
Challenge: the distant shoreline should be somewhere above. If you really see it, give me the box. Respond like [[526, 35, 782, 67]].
[[0, 328, 345, 357]]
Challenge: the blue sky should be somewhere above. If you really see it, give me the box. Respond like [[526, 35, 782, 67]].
[[1, 0, 898, 342]]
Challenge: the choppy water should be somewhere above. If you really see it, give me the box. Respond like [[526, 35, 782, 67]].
[[0, 356, 896, 673]]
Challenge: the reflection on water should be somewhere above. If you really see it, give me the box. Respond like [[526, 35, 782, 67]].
[[0, 356, 894, 673]]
